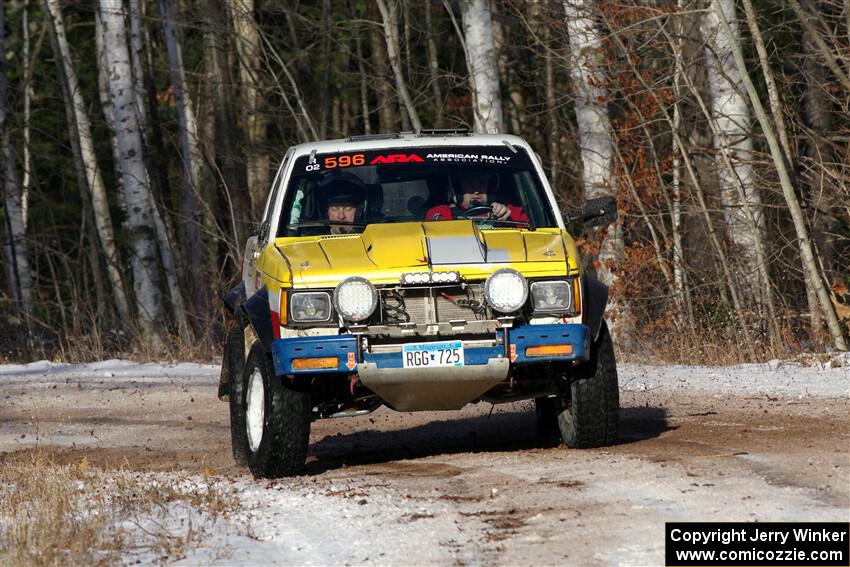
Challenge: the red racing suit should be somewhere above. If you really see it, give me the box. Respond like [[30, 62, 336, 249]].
[[425, 203, 529, 222]]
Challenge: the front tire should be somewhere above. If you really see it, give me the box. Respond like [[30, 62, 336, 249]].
[[557, 321, 618, 448], [241, 343, 311, 477]]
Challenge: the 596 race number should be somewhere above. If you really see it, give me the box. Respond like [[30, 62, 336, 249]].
[[324, 154, 365, 169]]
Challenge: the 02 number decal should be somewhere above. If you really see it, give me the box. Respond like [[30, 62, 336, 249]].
[[323, 154, 365, 169]]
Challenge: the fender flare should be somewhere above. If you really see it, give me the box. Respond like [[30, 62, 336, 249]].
[[241, 286, 274, 352], [582, 274, 609, 342], [221, 282, 247, 316]]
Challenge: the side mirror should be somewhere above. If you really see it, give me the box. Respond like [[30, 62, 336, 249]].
[[582, 195, 617, 228]]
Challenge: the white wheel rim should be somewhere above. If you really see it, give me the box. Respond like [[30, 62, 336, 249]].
[[245, 367, 265, 452]]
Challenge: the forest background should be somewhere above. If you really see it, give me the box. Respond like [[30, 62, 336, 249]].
[[1, 0, 848, 362]]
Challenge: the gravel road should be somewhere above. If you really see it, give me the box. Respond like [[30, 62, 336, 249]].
[[1, 359, 847, 565]]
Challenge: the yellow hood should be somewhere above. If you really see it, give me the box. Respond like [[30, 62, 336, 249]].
[[275, 221, 575, 287]]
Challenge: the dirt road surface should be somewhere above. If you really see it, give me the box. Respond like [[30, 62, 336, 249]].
[[1, 360, 848, 565]]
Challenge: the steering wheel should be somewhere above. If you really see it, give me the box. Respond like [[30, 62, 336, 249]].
[[456, 205, 494, 219]]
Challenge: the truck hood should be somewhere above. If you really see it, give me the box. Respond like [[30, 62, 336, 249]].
[[275, 221, 571, 287]]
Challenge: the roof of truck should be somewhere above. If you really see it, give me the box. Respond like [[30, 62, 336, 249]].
[[288, 130, 534, 158]]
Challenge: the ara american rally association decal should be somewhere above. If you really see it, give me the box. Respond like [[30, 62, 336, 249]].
[[306, 148, 515, 171]]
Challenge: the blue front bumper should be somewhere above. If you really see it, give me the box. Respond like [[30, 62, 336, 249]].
[[271, 323, 590, 376]]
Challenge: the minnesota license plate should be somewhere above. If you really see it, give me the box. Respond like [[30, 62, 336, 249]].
[[402, 340, 465, 368]]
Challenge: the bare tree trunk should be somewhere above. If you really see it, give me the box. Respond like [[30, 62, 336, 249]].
[[543, 22, 560, 186], [98, 0, 166, 349], [159, 0, 208, 318], [403, 1, 412, 85], [128, 0, 147, 134], [563, 0, 620, 290], [800, 1, 839, 335], [670, 9, 694, 329], [319, 0, 332, 137], [352, 1, 372, 134], [460, 0, 503, 133], [94, 10, 125, 200], [202, 0, 251, 256], [741, 0, 824, 341], [654, 18, 758, 353], [711, 0, 848, 350], [563, 0, 613, 202], [368, 2, 397, 133], [45, 0, 131, 322], [493, 6, 525, 136], [425, 1, 444, 127], [788, 0, 850, 92], [701, 0, 771, 315], [375, 0, 422, 132], [21, 0, 34, 230], [226, 0, 269, 217], [1, 0, 32, 316]]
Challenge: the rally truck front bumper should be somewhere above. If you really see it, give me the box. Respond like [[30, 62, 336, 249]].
[[271, 323, 590, 411]]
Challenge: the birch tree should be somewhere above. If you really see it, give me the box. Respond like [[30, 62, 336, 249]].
[[227, 0, 269, 216], [44, 0, 131, 321], [128, 0, 147, 135], [367, 1, 397, 133], [98, 0, 165, 348], [201, 0, 254, 257], [710, 0, 848, 350], [563, 0, 620, 289], [1, 0, 32, 316], [375, 0, 422, 132], [701, 0, 770, 311], [740, 0, 824, 338], [460, 0, 503, 133], [353, 15, 372, 134], [159, 0, 207, 314], [425, 3, 444, 127]]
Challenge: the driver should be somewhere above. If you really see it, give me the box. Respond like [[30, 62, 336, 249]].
[[322, 178, 365, 234], [425, 173, 528, 222]]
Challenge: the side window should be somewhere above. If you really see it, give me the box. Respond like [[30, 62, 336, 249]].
[[260, 150, 293, 243], [514, 170, 555, 228]]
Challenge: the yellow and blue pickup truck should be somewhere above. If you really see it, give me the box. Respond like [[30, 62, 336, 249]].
[[220, 129, 619, 478]]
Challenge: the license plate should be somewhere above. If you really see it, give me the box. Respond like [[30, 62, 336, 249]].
[[402, 340, 465, 368]]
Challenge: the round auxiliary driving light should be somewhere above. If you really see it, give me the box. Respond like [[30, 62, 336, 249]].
[[333, 277, 378, 322], [484, 268, 528, 313]]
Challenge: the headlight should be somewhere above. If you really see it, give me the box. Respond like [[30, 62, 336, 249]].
[[290, 292, 331, 322], [530, 280, 573, 312], [333, 277, 378, 322], [484, 268, 528, 313]]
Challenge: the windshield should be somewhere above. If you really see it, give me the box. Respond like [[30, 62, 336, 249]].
[[277, 146, 556, 237]]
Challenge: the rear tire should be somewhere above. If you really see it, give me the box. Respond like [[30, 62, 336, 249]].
[[242, 343, 311, 477], [534, 396, 560, 446], [557, 321, 618, 448], [225, 325, 248, 465]]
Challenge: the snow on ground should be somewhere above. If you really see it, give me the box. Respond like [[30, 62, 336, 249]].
[[1, 355, 847, 565], [3, 354, 847, 397], [619, 354, 849, 398], [0, 359, 220, 385]]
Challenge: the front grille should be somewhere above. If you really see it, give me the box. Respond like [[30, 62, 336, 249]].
[[378, 284, 487, 325]]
